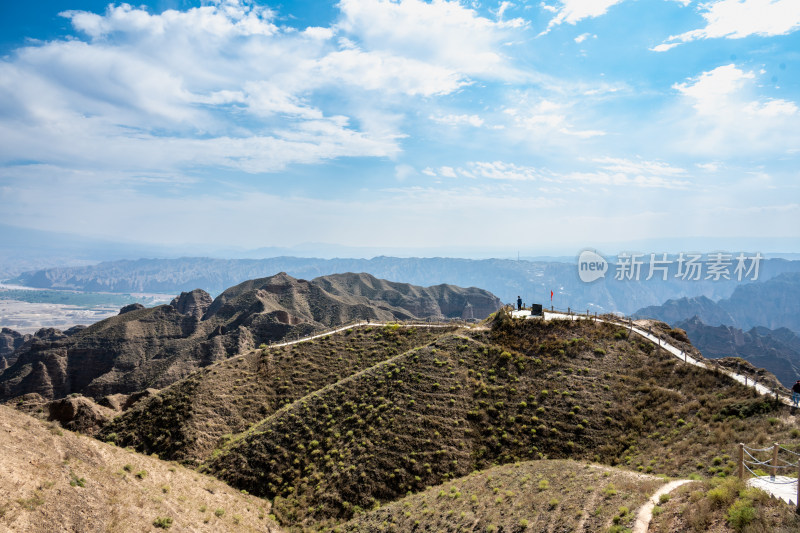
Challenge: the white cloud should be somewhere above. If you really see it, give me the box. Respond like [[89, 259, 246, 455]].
[[593, 157, 687, 176], [543, 0, 626, 31], [673, 64, 798, 117], [671, 64, 800, 155], [429, 114, 485, 127], [744, 99, 799, 117], [696, 162, 721, 172], [650, 42, 681, 52], [421, 167, 438, 177], [422, 158, 689, 188], [658, 0, 800, 49], [497, 1, 515, 20], [504, 98, 606, 138], [315, 48, 468, 97], [439, 166, 458, 178], [337, 0, 527, 80], [469, 161, 541, 181], [574, 32, 594, 43], [673, 64, 755, 114], [0, 0, 530, 179]]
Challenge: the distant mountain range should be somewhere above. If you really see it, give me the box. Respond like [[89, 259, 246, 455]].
[[0, 272, 500, 402], [675, 317, 800, 388], [631, 272, 800, 387], [634, 272, 800, 334], [9, 256, 800, 315]]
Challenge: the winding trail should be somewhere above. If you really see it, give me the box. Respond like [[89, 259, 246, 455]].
[[632, 480, 696, 533]]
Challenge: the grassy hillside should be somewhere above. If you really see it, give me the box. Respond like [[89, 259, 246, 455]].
[[339, 459, 665, 533], [0, 404, 283, 533], [199, 317, 800, 531], [100, 324, 457, 464]]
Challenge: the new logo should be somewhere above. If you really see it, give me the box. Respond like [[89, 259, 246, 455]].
[[578, 250, 608, 283]]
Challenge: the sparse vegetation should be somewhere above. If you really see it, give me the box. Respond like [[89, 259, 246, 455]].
[[152, 516, 173, 529]]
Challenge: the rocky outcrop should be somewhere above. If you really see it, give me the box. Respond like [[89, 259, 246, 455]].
[[170, 289, 213, 319], [0, 273, 501, 403], [63, 325, 87, 336], [0, 328, 32, 364], [119, 303, 145, 315], [47, 395, 116, 435]]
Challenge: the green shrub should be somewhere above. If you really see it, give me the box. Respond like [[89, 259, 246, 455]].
[[153, 517, 173, 529], [727, 499, 756, 531]]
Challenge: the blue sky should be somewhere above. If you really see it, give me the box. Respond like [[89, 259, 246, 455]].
[[0, 0, 798, 257]]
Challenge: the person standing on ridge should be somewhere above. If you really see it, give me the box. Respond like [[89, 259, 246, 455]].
[[517, 296, 522, 311], [792, 380, 800, 407]]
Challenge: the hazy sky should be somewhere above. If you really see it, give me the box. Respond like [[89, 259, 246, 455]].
[[0, 0, 798, 256]]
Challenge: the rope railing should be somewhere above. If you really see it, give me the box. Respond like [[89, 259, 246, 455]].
[[738, 442, 800, 509], [779, 445, 800, 457]]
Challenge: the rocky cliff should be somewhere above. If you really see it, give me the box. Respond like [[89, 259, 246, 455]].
[[0, 328, 32, 366]]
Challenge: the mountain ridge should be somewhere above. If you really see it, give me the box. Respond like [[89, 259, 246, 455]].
[[0, 272, 500, 403]]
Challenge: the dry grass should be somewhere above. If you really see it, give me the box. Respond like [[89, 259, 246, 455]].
[[0, 405, 283, 533], [339, 459, 665, 533]]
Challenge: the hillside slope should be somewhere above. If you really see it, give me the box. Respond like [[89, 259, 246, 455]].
[[194, 317, 800, 531], [0, 273, 499, 402], [0, 404, 284, 533]]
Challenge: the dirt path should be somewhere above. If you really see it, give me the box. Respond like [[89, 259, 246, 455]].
[[632, 479, 695, 533]]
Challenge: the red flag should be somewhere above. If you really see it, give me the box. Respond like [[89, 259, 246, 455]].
[[550, 290, 553, 301]]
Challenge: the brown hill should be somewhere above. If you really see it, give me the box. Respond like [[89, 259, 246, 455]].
[[99, 325, 456, 464], [0, 273, 500, 402], [0, 404, 284, 533], [193, 316, 800, 531]]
